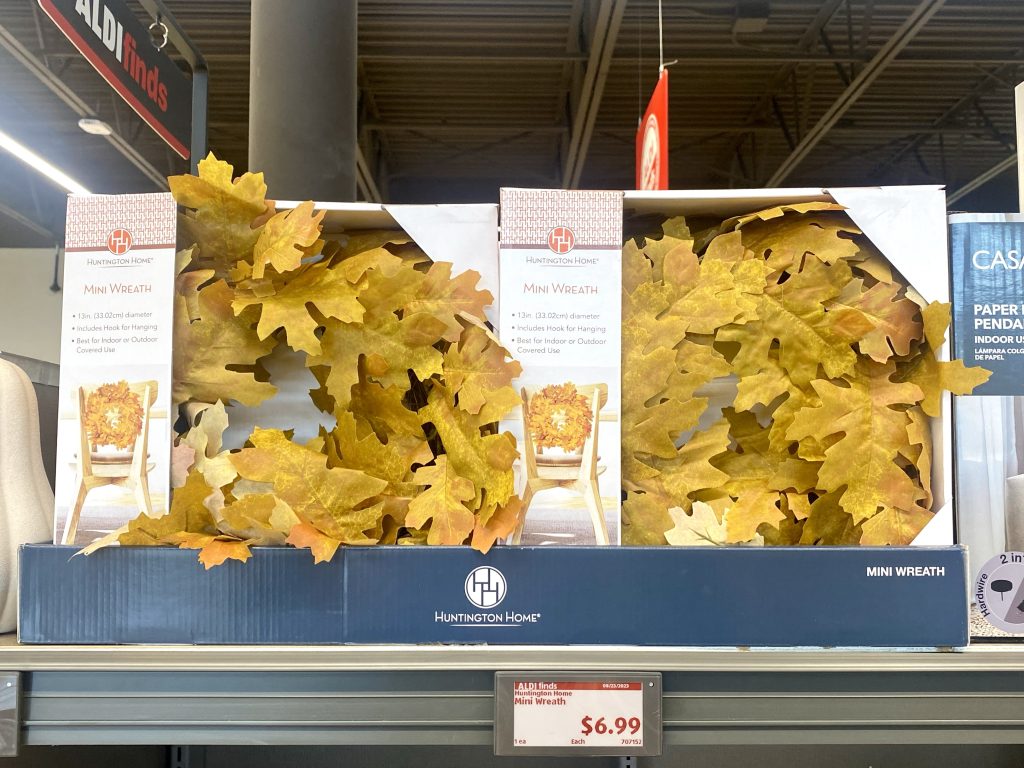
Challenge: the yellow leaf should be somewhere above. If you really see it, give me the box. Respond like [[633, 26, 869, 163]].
[[638, 419, 731, 506], [471, 497, 522, 554], [787, 362, 923, 523], [895, 302, 991, 416], [231, 428, 387, 544], [286, 522, 342, 563], [174, 280, 277, 407], [860, 506, 933, 545], [402, 262, 493, 342], [218, 493, 296, 545], [419, 385, 517, 510], [251, 201, 326, 279], [622, 491, 674, 545], [406, 456, 477, 545], [724, 491, 784, 542], [233, 259, 365, 355], [329, 412, 429, 494], [311, 314, 444, 411], [828, 278, 923, 362], [665, 501, 728, 545], [197, 538, 253, 569], [442, 324, 522, 419], [169, 154, 271, 274]]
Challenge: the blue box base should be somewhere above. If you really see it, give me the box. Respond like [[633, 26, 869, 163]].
[[18, 544, 969, 647]]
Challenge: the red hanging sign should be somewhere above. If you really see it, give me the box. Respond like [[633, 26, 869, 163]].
[[636, 69, 669, 190]]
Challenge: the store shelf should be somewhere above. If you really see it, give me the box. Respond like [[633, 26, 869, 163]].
[[4, 635, 1024, 747]]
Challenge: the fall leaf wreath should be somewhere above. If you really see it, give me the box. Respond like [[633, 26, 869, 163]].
[[620, 203, 991, 548], [528, 382, 593, 452], [82, 154, 526, 568], [83, 381, 143, 450]]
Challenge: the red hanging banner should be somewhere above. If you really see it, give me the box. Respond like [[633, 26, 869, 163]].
[[636, 69, 669, 190]]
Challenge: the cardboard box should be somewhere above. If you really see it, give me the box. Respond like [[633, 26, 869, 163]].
[[53, 193, 177, 547], [624, 186, 954, 546], [19, 543, 968, 647], [948, 213, 1024, 637]]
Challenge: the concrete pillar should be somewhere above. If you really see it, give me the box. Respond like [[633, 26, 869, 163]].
[[248, 0, 357, 201]]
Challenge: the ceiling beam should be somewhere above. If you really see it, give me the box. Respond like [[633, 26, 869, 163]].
[[0, 23, 167, 190], [946, 154, 1016, 205], [765, 0, 947, 187], [869, 61, 1020, 177], [561, 0, 627, 189], [355, 147, 383, 204]]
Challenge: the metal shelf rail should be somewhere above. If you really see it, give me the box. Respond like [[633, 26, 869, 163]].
[[4, 636, 1024, 747]]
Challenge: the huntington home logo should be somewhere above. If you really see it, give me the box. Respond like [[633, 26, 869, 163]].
[[465, 566, 506, 608], [107, 228, 133, 255], [433, 567, 541, 627], [548, 226, 575, 254]]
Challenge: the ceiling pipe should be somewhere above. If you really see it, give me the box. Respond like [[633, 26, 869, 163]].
[[765, 0, 946, 187]]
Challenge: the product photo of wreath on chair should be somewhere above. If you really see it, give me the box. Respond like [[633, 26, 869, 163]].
[[61, 380, 157, 545], [513, 381, 609, 545]]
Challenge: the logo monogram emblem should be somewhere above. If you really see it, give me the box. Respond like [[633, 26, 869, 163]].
[[547, 226, 575, 254], [107, 228, 133, 255], [465, 566, 507, 609]]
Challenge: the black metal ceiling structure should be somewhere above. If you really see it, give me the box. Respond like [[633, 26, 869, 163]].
[[0, 0, 1021, 247]]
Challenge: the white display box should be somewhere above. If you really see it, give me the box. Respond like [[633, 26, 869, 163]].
[[623, 186, 953, 546], [223, 201, 498, 447]]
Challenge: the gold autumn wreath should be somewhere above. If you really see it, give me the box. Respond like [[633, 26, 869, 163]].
[[528, 382, 593, 452], [83, 381, 143, 450]]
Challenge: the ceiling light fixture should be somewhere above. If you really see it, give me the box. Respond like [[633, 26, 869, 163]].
[[77, 117, 113, 136], [0, 127, 91, 195]]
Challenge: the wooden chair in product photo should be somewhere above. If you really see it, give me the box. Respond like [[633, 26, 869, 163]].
[[61, 380, 157, 545], [513, 382, 609, 545]]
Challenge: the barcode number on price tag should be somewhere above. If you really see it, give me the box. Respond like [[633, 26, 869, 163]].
[[494, 672, 662, 756]]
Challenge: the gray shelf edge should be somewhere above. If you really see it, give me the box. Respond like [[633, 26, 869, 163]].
[[3, 635, 1024, 673]]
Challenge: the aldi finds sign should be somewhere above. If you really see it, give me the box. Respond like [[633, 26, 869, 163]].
[[38, 0, 192, 159]]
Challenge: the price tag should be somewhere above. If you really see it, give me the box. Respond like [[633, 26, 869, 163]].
[[494, 672, 661, 756]]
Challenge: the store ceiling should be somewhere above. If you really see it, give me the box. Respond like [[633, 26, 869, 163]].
[[0, 0, 1021, 247]]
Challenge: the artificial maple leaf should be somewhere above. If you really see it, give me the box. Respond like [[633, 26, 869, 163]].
[[406, 456, 477, 545], [723, 491, 784, 542], [797, 491, 861, 544], [787, 362, 922, 523], [402, 262, 493, 342], [471, 496, 522, 554], [233, 259, 365, 355], [621, 491, 675, 545], [82, 469, 220, 554], [231, 428, 387, 544], [419, 385, 517, 510], [637, 419, 731, 505], [894, 301, 991, 416], [828, 278, 923, 362], [328, 412, 429, 495], [349, 379, 425, 441], [664, 501, 729, 545], [217, 493, 298, 546], [720, 257, 862, 386], [251, 201, 326, 279], [727, 205, 861, 273], [169, 154, 271, 274], [442, 324, 522, 418], [286, 522, 342, 563], [167, 531, 254, 569], [174, 280, 277, 407], [311, 314, 444, 412], [860, 505, 934, 545]]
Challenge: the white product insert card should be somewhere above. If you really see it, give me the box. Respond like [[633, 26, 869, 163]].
[[54, 193, 176, 546], [499, 189, 622, 546]]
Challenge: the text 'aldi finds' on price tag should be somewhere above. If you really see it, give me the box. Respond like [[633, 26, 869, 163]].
[[494, 672, 662, 756]]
